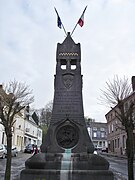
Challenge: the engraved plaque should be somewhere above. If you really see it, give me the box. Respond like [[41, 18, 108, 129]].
[[56, 125, 79, 149]]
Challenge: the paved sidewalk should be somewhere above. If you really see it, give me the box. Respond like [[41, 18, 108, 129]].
[[100, 152, 127, 158], [101, 152, 135, 161]]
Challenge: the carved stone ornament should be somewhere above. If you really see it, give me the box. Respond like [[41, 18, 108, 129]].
[[56, 124, 79, 149], [62, 73, 74, 89]]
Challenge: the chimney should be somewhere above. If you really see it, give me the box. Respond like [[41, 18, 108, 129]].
[[132, 76, 135, 91]]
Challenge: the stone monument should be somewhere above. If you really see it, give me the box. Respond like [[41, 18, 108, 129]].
[[20, 32, 114, 180]]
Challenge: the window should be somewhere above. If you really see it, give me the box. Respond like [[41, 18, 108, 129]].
[[71, 59, 77, 65], [60, 59, 66, 70], [123, 135, 126, 148], [11, 127, 14, 132], [100, 128, 105, 131], [2, 132, 4, 144], [115, 139, 117, 148], [118, 138, 120, 148], [60, 59, 77, 70], [101, 132, 105, 138], [97, 131, 100, 137], [93, 127, 97, 131], [99, 141, 102, 146], [93, 132, 97, 137], [124, 102, 128, 111], [61, 65, 66, 69], [112, 124, 114, 132], [38, 130, 42, 137], [26, 128, 30, 132], [70, 59, 77, 70], [17, 136, 19, 146], [110, 113, 113, 119], [108, 124, 110, 134], [71, 65, 76, 70]]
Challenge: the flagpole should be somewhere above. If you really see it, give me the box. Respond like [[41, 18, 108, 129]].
[[71, 23, 78, 36], [61, 24, 67, 36], [71, 6, 87, 36], [54, 7, 67, 36]]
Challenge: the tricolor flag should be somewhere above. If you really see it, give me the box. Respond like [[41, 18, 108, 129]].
[[54, 7, 62, 29], [77, 6, 87, 27]]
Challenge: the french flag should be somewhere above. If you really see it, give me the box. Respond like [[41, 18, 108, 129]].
[[77, 6, 87, 27]]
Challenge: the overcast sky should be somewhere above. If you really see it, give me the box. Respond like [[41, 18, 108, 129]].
[[1, 0, 135, 122]]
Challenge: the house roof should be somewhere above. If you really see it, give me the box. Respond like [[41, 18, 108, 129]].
[[105, 91, 135, 117]]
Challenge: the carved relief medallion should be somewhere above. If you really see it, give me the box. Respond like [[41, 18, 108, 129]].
[[56, 124, 79, 149]]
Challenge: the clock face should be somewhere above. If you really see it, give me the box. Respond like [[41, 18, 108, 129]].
[[56, 124, 79, 149]]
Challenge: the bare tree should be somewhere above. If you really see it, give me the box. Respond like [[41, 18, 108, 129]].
[[84, 116, 95, 126], [39, 101, 52, 144], [40, 101, 53, 127], [0, 80, 34, 180], [100, 75, 134, 180]]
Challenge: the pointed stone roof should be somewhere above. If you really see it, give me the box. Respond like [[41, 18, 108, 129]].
[[62, 32, 75, 47], [56, 32, 81, 59]]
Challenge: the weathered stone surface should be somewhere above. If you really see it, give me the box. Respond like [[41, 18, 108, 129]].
[[24, 153, 109, 171], [21, 169, 114, 180], [40, 32, 94, 154], [20, 32, 114, 180]]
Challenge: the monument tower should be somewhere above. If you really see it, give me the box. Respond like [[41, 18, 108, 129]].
[[41, 32, 94, 154], [21, 33, 114, 180]]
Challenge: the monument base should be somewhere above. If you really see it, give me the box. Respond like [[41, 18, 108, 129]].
[[20, 169, 113, 180], [20, 153, 114, 180]]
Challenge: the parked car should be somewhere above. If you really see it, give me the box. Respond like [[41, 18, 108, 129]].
[[4, 145, 18, 157], [93, 150, 98, 155], [102, 147, 108, 153], [0, 144, 7, 159], [11, 146, 18, 157], [24, 144, 35, 153], [24, 144, 40, 154], [94, 146, 102, 151]]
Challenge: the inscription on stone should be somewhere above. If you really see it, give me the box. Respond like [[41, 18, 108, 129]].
[[54, 91, 82, 114]]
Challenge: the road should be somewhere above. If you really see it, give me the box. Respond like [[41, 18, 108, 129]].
[[0, 152, 31, 180], [100, 153, 135, 180], [0, 152, 135, 180]]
